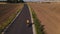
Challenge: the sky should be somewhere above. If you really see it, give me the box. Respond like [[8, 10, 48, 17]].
[[24, 0, 41, 1], [0, 0, 45, 1], [0, 0, 60, 2]]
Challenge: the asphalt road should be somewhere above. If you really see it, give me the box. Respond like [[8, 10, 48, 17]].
[[4, 4, 33, 34]]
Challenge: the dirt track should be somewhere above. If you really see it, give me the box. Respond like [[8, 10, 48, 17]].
[[29, 2, 60, 34]]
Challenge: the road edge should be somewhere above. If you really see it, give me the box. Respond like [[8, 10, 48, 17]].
[[1, 6, 24, 34], [27, 4, 37, 34]]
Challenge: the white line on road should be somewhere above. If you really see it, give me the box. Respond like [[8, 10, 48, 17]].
[[28, 4, 37, 34], [1, 8, 23, 34]]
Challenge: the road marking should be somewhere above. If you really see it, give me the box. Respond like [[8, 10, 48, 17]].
[[1, 7, 23, 34], [28, 4, 37, 34]]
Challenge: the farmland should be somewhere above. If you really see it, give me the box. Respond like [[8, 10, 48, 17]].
[[28, 2, 60, 34], [0, 3, 23, 33], [0, 2, 7, 4]]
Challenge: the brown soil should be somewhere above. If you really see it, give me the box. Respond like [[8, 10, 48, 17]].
[[0, 2, 7, 4], [0, 3, 23, 25], [29, 2, 60, 34]]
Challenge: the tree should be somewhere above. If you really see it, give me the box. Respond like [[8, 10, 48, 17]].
[[19, 0, 24, 3]]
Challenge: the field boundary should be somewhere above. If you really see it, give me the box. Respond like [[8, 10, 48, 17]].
[[27, 3, 45, 34], [1, 6, 24, 34], [27, 4, 37, 34]]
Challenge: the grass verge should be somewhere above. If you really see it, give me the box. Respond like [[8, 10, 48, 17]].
[[28, 5, 45, 34], [32, 10, 45, 34], [0, 4, 24, 34]]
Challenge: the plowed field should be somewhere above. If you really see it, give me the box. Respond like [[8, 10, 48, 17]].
[[29, 2, 60, 34], [0, 3, 23, 30]]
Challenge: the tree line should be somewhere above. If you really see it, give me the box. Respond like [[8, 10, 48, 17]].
[[7, 0, 24, 3]]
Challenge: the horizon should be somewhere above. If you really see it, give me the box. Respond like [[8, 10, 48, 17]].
[[0, 0, 60, 2]]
